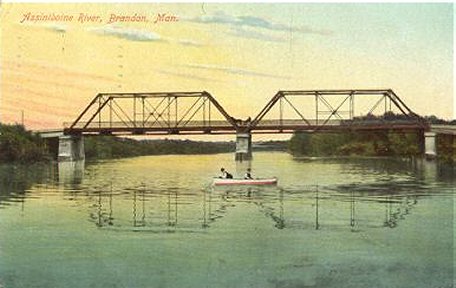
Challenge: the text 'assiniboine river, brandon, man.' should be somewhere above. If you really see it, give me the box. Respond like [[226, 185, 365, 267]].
[[20, 12, 178, 24]]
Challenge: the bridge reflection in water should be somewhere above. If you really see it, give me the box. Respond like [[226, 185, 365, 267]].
[[0, 157, 453, 288], [1, 156, 451, 234], [85, 180, 421, 233]]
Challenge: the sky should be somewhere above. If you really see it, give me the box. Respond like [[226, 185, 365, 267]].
[[0, 3, 454, 140]]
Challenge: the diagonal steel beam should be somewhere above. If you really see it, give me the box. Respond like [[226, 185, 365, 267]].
[[146, 97, 175, 128], [82, 95, 110, 129], [367, 95, 387, 115], [282, 96, 311, 125], [143, 97, 169, 127], [386, 90, 417, 116], [181, 97, 208, 127], [111, 98, 134, 126], [318, 95, 344, 120], [250, 91, 283, 128], [317, 95, 351, 128], [70, 94, 101, 129], [176, 97, 203, 126], [109, 100, 132, 128], [203, 91, 238, 127]]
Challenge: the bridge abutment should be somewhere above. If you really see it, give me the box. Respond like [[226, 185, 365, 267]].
[[424, 132, 437, 159], [235, 132, 252, 161], [58, 135, 85, 162]]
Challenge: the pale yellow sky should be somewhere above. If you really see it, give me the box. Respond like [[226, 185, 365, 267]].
[[1, 3, 454, 134]]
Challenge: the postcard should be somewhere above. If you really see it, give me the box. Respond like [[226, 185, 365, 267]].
[[0, 2, 454, 288]]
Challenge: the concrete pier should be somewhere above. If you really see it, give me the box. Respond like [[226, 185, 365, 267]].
[[58, 160, 85, 184], [235, 132, 252, 161], [424, 132, 437, 160], [58, 135, 85, 162]]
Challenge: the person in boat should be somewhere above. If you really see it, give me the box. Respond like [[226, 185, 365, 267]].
[[220, 168, 233, 179], [244, 168, 253, 179]]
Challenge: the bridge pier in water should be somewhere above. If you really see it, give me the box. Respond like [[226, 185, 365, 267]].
[[235, 132, 252, 161], [58, 160, 85, 184], [424, 132, 437, 159], [58, 135, 85, 162]]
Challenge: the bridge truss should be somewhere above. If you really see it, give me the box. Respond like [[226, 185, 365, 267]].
[[249, 89, 427, 133], [65, 92, 237, 135], [64, 89, 427, 136]]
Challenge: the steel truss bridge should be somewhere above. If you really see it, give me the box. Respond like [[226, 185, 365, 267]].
[[64, 89, 428, 136]]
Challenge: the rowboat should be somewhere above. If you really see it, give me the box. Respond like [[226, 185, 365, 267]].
[[212, 177, 278, 186]]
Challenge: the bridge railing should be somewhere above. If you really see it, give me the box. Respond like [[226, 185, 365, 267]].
[[64, 120, 233, 130], [253, 119, 421, 127], [64, 117, 424, 133], [254, 119, 342, 127]]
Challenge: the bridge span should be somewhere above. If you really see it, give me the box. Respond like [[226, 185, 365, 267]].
[[37, 89, 434, 161], [429, 125, 456, 135]]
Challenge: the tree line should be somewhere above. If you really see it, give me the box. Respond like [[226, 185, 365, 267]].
[[288, 131, 421, 157], [84, 136, 235, 159], [1, 120, 454, 164], [0, 124, 51, 163], [0, 123, 236, 163]]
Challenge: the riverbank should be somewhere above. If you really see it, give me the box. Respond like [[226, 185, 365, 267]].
[[288, 131, 421, 158], [84, 136, 235, 159], [0, 124, 237, 163], [0, 124, 51, 163], [1, 123, 454, 164], [289, 131, 456, 164], [437, 134, 456, 163]]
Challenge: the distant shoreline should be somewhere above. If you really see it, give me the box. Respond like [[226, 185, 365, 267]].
[[1, 123, 454, 165]]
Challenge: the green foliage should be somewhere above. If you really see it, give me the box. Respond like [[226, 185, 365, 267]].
[[0, 124, 50, 163], [84, 136, 235, 160], [436, 135, 456, 163], [288, 133, 311, 155], [424, 115, 456, 125], [338, 142, 375, 156], [387, 131, 420, 156], [289, 130, 421, 158]]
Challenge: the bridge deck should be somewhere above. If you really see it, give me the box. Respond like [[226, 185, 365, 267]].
[[63, 119, 426, 136], [430, 125, 456, 135]]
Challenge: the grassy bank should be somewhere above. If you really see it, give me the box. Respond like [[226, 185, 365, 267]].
[[288, 131, 421, 158], [437, 134, 456, 163], [2, 123, 454, 164], [0, 124, 236, 163], [0, 124, 51, 163]]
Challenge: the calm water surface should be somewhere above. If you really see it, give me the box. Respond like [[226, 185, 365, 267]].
[[0, 152, 454, 288]]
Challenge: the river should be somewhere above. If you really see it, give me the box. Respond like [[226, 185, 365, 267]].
[[0, 152, 454, 288]]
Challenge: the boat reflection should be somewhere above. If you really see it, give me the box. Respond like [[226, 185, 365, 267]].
[[0, 158, 449, 234]]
